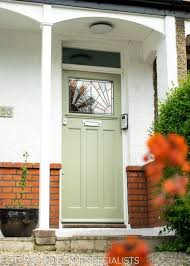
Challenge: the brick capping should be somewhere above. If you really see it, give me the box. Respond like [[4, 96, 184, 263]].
[[0, 162, 62, 169], [0, 162, 62, 228], [126, 166, 144, 172]]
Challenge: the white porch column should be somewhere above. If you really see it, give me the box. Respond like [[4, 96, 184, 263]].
[[39, 22, 52, 229], [157, 16, 178, 101]]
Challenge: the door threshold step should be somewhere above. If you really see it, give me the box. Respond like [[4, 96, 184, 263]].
[[62, 223, 126, 228]]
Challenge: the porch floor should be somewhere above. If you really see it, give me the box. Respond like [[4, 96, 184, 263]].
[[56, 227, 174, 237]]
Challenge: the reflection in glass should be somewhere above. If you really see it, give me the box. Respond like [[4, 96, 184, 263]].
[[69, 78, 113, 115]]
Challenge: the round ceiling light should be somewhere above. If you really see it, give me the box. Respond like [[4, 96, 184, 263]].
[[90, 22, 113, 34]]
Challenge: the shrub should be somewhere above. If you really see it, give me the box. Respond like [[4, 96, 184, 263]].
[[153, 76, 190, 253], [153, 75, 190, 151]]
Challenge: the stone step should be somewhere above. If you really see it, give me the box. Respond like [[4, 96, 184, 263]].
[[0, 229, 175, 253], [55, 235, 174, 253]]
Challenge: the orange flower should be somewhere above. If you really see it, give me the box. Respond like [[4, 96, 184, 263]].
[[147, 134, 169, 161], [163, 179, 176, 194], [163, 176, 189, 196], [168, 134, 188, 157], [145, 133, 190, 180], [168, 149, 186, 166], [182, 161, 190, 172], [145, 161, 164, 180], [176, 176, 189, 196], [153, 194, 165, 207], [105, 236, 152, 266]]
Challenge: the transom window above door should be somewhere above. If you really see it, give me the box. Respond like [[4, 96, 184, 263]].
[[62, 47, 121, 68], [69, 77, 114, 115]]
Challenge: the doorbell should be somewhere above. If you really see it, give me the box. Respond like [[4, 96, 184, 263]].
[[121, 114, 128, 130]]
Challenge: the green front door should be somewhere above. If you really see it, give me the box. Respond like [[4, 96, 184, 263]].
[[62, 70, 123, 222]]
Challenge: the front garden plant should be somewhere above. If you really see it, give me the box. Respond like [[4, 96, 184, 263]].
[[151, 76, 190, 253], [0, 152, 38, 237], [106, 77, 190, 265]]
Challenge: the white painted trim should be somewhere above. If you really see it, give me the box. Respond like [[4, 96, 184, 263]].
[[120, 48, 130, 228], [0, 1, 165, 34], [52, 5, 165, 34], [56, 227, 175, 237], [164, 16, 178, 89], [39, 22, 52, 229], [61, 219, 124, 223], [157, 16, 178, 101], [62, 40, 126, 53], [61, 55, 129, 226], [0, 1, 43, 22], [62, 63, 122, 74]]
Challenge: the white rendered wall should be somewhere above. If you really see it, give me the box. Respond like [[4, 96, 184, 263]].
[[0, 29, 154, 165], [157, 16, 178, 101], [0, 29, 41, 162], [126, 42, 154, 165], [0, 29, 62, 163]]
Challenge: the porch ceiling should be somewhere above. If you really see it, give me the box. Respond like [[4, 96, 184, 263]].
[[0, 9, 39, 31], [54, 17, 153, 42]]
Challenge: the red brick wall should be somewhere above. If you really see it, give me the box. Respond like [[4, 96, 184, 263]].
[[0, 162, 61, 228], [147, 175, 162, 227], [127, 165, 162, 228]]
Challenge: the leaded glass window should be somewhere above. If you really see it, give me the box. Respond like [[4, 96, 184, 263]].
[[69, 78, 114, 115]]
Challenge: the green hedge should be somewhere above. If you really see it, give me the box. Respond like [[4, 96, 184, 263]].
[[153, 75, 190, 253], [153, 75, 190, 149]]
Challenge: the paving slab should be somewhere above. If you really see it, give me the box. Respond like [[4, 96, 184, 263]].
[[0, 251, 189, 266]]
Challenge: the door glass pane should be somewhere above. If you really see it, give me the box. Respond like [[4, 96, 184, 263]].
[[69, 77, 114, 115]]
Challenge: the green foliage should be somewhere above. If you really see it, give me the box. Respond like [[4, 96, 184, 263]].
[[155, 239, 188, 252], [153, 75, 190, 152], [14, 165, 28, 208], [153, 76, 190, 253], [161, 195, 190, 252], [6, 153, 29, 208], [156, 195, 190, 253]]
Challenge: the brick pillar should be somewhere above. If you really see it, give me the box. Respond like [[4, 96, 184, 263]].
[[126, 165, 163, 228], [127, 166, 148, 228], [176, 18, 187, 82]]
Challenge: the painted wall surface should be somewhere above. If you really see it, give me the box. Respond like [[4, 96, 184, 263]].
[[0, 1, 175, 168], [0, 29, 41, 162], [0, 28, 154, 165], [0, 29, 62, 163], [126, 42, 154, 165], [157, 16, 178, 101]]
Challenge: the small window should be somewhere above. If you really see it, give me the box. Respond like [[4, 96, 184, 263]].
[[62, 47, 120, 68], [69, 77, 114, 115]]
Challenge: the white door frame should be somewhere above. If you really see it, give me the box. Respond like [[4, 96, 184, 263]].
[[60, 46, 130, 227]]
